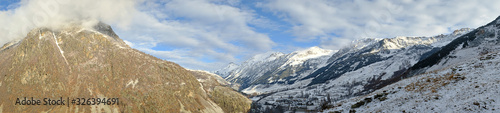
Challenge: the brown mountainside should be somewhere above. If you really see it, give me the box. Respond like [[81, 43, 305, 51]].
[[0, 22, 249, 113]]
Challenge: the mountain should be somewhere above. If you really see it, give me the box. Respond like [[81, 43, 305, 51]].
[[222, 28, 471, 95], [324, 15, 500, 112], [216, 46, 335, 94], [0, 22, 249, 112], [241, 28, 472, 112], [306, 28, 472, 86]]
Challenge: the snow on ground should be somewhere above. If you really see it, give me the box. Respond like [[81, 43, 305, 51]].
[[325, 51, 500, 113], [52, 32, 69, 65]]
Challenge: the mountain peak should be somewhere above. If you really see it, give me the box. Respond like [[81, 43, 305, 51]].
[[287, 46, 334, 66], [228, 62, 237, 65], [306, 46, 321, 50], [300, 46, 331, 53], [93, 22, 119, 39]]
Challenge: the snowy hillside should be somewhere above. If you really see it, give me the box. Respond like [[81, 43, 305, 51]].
[[233, 15, 499, 113], [326, 49, 500, 113], [307, 28, 472, 86], [248, 28, 473, 112], [218, 47, 334, 93], [321, 16, 500, 112]]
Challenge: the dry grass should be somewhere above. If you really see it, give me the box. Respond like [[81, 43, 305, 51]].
[[405, 72, 464, 93]]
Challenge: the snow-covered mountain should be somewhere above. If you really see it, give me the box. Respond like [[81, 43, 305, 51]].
[[223, 28, 471, 95], [244, 28, 473, 112], [307, 28, 472, 86], [215, 46, 335, 93], [324, 15, 500, 113], [214, 62, 239, 78]]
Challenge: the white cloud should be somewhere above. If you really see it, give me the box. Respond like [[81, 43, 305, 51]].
[[0, 0, 139, 44], [115, 0, 277, 70], [133, 44, 228, 70], [0, 0, 276, 71], [259, 0, 500, 50]]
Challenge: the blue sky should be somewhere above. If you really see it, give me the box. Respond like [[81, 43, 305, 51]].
[[0, 0, 19, 10], [1, 0, 500, 71]]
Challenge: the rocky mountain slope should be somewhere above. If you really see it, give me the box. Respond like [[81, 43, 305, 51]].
[[325, 15, 500, 112], [0, 22, 249, 113]]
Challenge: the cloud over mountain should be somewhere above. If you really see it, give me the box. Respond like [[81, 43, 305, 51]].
[[259, 0, 500, 49], [0, 0, 276, 70]]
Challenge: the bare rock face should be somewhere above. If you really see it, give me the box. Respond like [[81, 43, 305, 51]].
[[0, 23, 228, 112]]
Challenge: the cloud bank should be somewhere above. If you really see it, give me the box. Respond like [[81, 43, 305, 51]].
[[117, 0, 276, 70], [0, 0, 276, 70], [0, 0, 138, 44], [259, 0, 500, 49]]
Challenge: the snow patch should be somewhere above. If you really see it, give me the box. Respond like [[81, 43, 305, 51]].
[[52, 32, 69, 65], [125, 79, 139, 89]]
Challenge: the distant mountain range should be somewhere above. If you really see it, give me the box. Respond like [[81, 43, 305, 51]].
[[229, 15, 500, 112], [213, 15, 500, 112], [218, 28, 472, 95]]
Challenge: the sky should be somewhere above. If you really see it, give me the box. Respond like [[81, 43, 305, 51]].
[[0, 0, 500, 71]]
